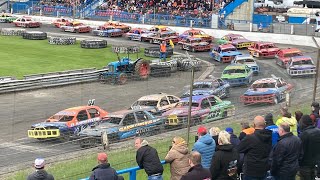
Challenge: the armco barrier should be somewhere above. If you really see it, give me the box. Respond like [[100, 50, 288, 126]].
[[79, 160, 166, 180]]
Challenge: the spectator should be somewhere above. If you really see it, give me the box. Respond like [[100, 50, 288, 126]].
[[89, 153, 124, 180], [265, 113, 279, 147], [311, 101, 320, 117], [238, 116, 272, 180], [276, 106, 298, 136], [209, 126, 221, 146], [135, 138, 164, 180], [27, 158, 54, 180], [160, 41, 167, 61], [210, 130, 240, 180], [181, 151, 212, 180], [239, 122, 255, 141], [299, 115, 320, 180], [270, 123, 302, 180], [225, 127, 240, 147], [295, 111, 303, 136], [165, 136, 190, 180], [192, 126, 216, 169]]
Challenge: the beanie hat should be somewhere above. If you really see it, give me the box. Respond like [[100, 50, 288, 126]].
[[265, 113, 274, 126], [34, 158, 45, 169], [300, 115, 313, 131], [97, 153, 107, 162], [225, 127, 233, 134], [311, 102, 320, 108], [197, 126, 207, 134]]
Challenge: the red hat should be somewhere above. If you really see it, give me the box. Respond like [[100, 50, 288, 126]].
[[197, 126, 207, 134], [97, 153, 107, 162]]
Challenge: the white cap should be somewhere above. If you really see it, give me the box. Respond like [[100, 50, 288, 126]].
[[34, 158, 45, 169]]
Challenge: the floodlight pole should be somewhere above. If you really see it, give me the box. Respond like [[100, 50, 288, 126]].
[[312, 37, 320, 101], [186, 65, 195, 146]]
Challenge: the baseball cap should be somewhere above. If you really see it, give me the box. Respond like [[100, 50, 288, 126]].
[[97, 153, 107, 162], [34, 158, 45, 169], [225, 127, 233, 134], [197, 126, 207, 134]]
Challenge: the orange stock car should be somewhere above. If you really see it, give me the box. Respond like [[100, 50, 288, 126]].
[[27, 100, 108, 141], [179, 28, 214, 43], [52, 17, 71, 28], [100, 21, 131, 33]]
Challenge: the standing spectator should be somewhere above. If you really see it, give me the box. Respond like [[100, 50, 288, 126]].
[[159, 41, 167, 61], [299, 115, 320, 180], [311, 101, 320, 117], [192, 126, 216, 169], [209, 126, 221, 146], [165, 136, 190, 180], [181, 151, 212, 180], [210, 130, 240, 180], [238, 116, 272, 180], [225, 127, 240, 147], [265, 113, 279, 147], [239, 122, 255, 141], [295, 111, 303, 136], [89, 153, 124, 180], [276, 106, 298, 136], [135, 138, 164, 180], [27, 158, 54, 180], [270, 123, 302, 180]]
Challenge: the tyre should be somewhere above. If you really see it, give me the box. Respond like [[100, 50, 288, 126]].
[[150, 64, 171, 77], [118, 73, 128, 85], [134, 59, 150, 80], [22, 31, 47, 40], [0, 28, 26, 36], [80, 39, 107, 49], [48, 36, 76, 45]]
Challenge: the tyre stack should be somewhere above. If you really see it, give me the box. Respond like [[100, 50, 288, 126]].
[[80, 39, 107, 49], [22, 31, 47, 40], [0, 28, 26, 36], [170, 55, 202, 71], [144, 46, 173, 58], [48, 36, 76, 45]]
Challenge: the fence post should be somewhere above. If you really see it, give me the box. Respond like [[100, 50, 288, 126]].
[[190, 20, 193, 28], [290, 25, 294, 35], [129, 171, 137, 180], [27, 8, 30, 15], [110, 15, 113, 21], [11, 8, 13, 14], [57, 11, 59, 17], [249, 22, 252, 32], [40, 9, 42, 16]]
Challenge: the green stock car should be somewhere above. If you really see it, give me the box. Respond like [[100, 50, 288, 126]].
[[0, 13, 18, 23], [221, 64, 253, 87]]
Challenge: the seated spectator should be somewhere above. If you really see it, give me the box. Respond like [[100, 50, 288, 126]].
[[89, 153, 124, 180], [165, 136, 190, 180], [225, 127, 240, 147], [181, 151, 212, 180], [276, 106, 297, 136], [264, 113, 279, 147], [210, 130, 239, 180], [27, 158, 54, 180], [209, 126, 221, 145], [239, 122, 255, 141]]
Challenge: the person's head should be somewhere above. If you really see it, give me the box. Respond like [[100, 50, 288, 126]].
[[197, 126, 207, 137], [162, 41, 166, 44], [253, 116, 266, 129], [278, 123, 290, 136], [264, 113, 274, 126], [34, 158, 45, 170], [135, 138, 142, 150], [295, 111, 303, 122], [311, 102, 320, 111], [97, 153, 108, 164], [188, 151, 201, 167], [172, 136, 186, 146], [218, 130, 231, 145], [240, 122, 250, 130], [310, 114, 317, 125], [300, 115, 314, 131], [209, 127, 221, 136], [280, 106, 292, 118], [225, 127, 233, 134]]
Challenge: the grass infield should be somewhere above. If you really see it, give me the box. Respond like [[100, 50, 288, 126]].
[[0, 36, 151, 79]]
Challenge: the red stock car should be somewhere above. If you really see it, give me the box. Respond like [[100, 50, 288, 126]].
[[178, 37, 212, 52], [179, 28, 213, 43], [13, 17, 41, 28], [99, 21, 131, 33], [60, 21, 91, 33], [275, 48, 303, 68], [248, 42, 280, 58], [52, 18, 71, 28], [147, 31, 179, 44]]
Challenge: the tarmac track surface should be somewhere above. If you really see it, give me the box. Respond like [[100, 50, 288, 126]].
[[0, 23, 319, 176]]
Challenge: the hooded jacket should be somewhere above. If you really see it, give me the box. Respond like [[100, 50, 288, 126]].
[[27, 169, 54, 180], [89, 163, 120, 180], [299, 126, 320, 167], [276, 117, 298, 136], [210, 144, 240, 180], [165, 143, 190, 180], [192, 133, 216, 168], [136, 140, 164, 176], [265, 113, 280, 147], [237, 129, 272, 177]]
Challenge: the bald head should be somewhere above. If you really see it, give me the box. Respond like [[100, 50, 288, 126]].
[[254, 116, 266, 129], [189, 151, 201, 165]]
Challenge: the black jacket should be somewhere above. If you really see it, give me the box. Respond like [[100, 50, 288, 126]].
[[210, 144, 239, 180], [300, 126, 320, 167], [27, 169, 54, 180], [181, 164, 212, 180], [270, 132, 302, 177], [238, 129, 272, 177], [136, 145, 164, 176], [230, 134, 240, 147], [89, 163, 121, 180]]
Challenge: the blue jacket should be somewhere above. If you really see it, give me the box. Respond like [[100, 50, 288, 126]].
[[192, 133, 216, 168], [266, 125, 279, 147]]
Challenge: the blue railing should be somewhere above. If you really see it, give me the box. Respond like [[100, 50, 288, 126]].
[[219, 0, 248, 18], [79, 160, 166, 180]]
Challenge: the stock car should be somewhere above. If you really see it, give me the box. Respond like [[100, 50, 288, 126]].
[[78, 109, 165, 147], [99, 21, 131, 33], [248, 42, 280, 58], [217, 34, 253, 49], [286, 56, 316, 77], [162, 95, 234, 126], [149, 25, 175, 33], [232, 54, 260, 74], [92, 26, 123, 37], [125, 28, 151, 41], [179, 28, 213, 43], [210, 44, 242, 63], [27, 100, 108, 141], [13, 17, 41, 28], [147, 31, 180, 44], [221, 64, 253, 87], [181, 79, 230, 99], [60, 21, 91, 33], [0, 13, 18, 23], [131, 93, 181, 113], [178, 37, 212, 52], [52, 17, 71, 28], [275, 48, 303, 68], [240, 75, 293, 105]]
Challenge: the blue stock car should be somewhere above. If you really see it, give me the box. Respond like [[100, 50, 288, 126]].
[[78, 109, 164, 147], [210, 44, 242, 63]]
